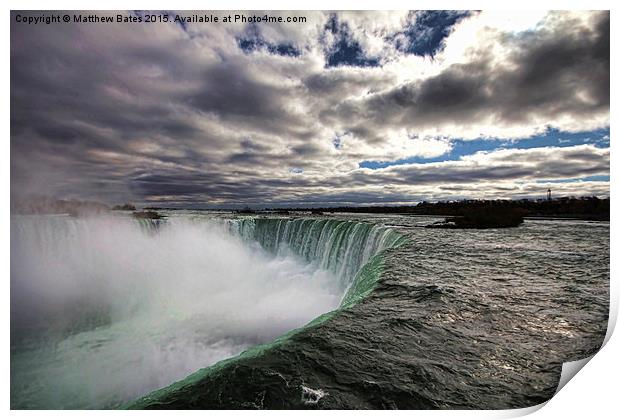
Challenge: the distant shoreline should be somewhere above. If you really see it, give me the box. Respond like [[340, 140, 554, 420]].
[[9, 211, 610, 222], [11, 196, 610, 222]]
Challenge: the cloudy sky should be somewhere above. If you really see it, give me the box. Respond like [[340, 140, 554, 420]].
[[11, 10, 609, 208]]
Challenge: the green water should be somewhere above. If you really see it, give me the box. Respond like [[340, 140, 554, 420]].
[[11, 213, 404, 409]]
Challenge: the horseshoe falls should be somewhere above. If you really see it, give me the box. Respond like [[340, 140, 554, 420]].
[[10, 212, 608, 409], [10, 213, 403, 409], [228, 218, 405, 304]]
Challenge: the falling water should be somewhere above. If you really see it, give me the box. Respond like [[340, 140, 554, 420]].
[[228, 217, 404, 289], [10, 213, 402, 409]]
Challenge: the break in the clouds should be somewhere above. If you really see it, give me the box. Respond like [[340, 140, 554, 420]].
[[11, 10, 609, 207]]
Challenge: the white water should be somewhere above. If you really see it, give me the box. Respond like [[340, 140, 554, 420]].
[[11, 215, 343, 409]]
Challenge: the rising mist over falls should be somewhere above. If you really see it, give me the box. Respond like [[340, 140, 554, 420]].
[[10, 214, 400, 409]]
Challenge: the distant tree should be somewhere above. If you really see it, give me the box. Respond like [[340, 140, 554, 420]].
[[112, 203, 136, 211]]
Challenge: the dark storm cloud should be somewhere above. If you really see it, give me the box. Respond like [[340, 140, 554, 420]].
[[11, 13, 270, 202], [357, 145, 609, 187], [227, 145, 610, 206], [129, 167, 316, 204], [187, 61, 288, 119], [10, 11, 609, 206], [304, 70, 394, 97], [11, 20, 200, 153], [290, 143, 325, 156]]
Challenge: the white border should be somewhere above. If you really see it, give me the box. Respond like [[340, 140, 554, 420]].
[[3, 1, 616, 419]]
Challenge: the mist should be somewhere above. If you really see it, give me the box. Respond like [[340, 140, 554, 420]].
[[10, 215, 343, 408]]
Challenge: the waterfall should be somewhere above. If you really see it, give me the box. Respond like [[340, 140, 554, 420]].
[[128, 215, 406, 409], [228, 217, 405, 304], [10, 214, 341, 408], [11, 213, 405, 409]]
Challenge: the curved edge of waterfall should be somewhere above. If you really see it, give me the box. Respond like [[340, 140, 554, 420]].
[[125, 217, 407, 409]]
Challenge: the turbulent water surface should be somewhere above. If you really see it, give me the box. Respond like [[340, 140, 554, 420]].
[[10, 212, 609, 409]]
